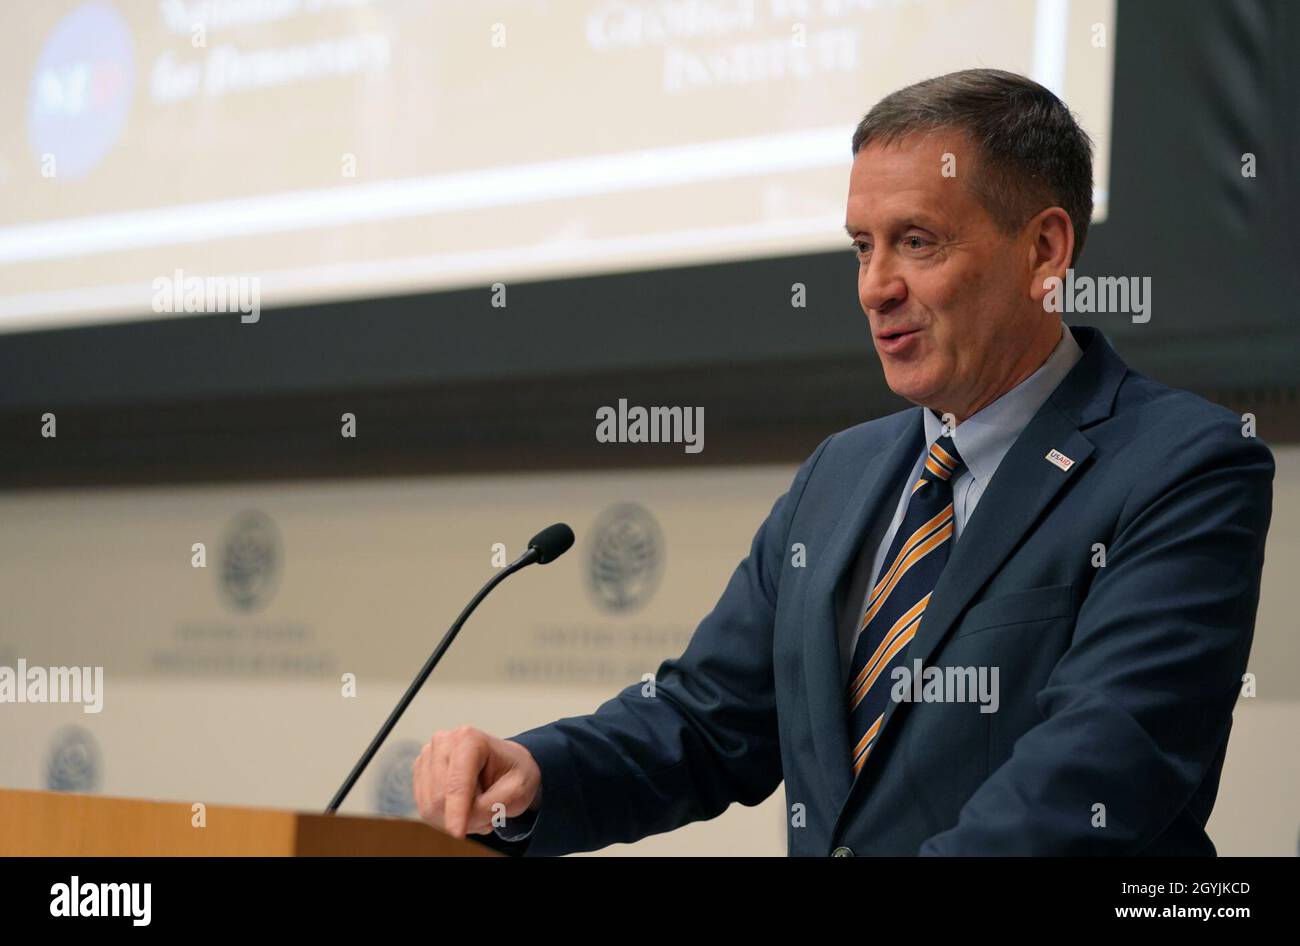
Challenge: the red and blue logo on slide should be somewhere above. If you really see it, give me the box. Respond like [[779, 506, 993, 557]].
[[27, 1, 136, 180]]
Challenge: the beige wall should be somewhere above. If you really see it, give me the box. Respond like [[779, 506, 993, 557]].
[[0, 446, 1294, 855]]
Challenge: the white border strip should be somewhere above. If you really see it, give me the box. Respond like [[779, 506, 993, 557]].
[[1031, 0, 1071, 96], [0, 212, 848, 332], [0, 126, 853, 266]]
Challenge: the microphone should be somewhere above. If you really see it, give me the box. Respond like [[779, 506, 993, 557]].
[[325, 523, 575, 814], [526, 521, 575, 564]]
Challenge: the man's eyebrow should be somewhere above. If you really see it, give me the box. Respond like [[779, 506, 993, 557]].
[[846, 217, 944, 237]]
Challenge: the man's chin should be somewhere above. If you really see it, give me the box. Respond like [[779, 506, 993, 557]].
[[881, 371, 940, 407]]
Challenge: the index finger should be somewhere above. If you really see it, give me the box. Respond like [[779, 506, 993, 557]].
[[443, 736, 488, 838]]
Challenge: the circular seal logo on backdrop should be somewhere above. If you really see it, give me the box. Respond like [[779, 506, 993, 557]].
[[586, 502, 664, 614], [27, 2, 136, 180], [46, 726, 102, 792], [219, 511, 282, 613], [374, 740, 422, 818]]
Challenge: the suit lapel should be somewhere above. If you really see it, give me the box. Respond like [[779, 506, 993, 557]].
[[803, 410, 924, 808], [906, 403, 1093, 671]]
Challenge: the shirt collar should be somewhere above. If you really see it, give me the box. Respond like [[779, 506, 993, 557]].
[[922, 322, 1084, 487]]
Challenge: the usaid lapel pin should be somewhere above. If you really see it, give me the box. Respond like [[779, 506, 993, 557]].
[[1045, 448, 1074, 472]]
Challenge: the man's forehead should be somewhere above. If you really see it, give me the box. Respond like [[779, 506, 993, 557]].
[[846, 129, 980, 227], [845, 175, 958, 231]]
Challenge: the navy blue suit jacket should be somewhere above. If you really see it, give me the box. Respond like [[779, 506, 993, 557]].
[[485, 325, 1274, 856]]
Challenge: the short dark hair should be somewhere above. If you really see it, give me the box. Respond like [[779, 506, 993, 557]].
[[851, 68, 1094, 264]]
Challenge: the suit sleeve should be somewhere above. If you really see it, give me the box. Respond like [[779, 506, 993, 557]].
[[479, 436, 832, 856], [919, 417, 1274, 855]]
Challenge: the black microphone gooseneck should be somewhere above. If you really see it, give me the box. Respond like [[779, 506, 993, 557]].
[[325, 523, 575, 814]]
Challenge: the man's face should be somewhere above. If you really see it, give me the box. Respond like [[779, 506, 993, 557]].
[[845, 131, 1044, 421]]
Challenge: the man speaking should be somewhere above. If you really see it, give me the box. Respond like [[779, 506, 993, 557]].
[[411, 69, 1274, 856]]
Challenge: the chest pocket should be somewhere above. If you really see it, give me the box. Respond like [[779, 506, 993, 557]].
[[948, 582, 1074, 641]]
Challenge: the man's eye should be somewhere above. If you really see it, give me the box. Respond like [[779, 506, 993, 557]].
[[852, 240, 871, 255], [902, 235, 931, 251]]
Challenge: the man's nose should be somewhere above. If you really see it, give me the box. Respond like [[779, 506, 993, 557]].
[[858, 253, 907, 316]]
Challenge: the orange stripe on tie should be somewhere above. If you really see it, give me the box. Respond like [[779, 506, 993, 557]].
[[865, 505, 953, 610], [848, 592, 931, 702], [852, 713, 884, 772], [925, 455, 951, 480], [931, 441, 959, 470], [849, 615, 921, 712], [859, 515, 952, 629]]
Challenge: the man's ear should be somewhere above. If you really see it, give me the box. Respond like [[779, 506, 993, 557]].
[[1027, 207, 1074, 306]]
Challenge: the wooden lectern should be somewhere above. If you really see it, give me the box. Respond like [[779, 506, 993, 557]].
[[0, 788, 498, 856]]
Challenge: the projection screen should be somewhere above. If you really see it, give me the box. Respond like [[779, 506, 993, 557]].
[[0, 0, 1115, 332]]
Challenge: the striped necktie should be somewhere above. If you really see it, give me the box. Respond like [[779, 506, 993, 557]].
[[846, 433, 965, 777]]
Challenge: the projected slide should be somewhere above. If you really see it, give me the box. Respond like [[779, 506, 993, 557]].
[[0, 0, 1115, 332]]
